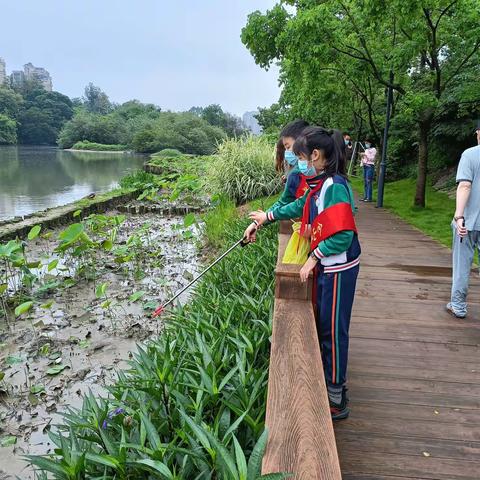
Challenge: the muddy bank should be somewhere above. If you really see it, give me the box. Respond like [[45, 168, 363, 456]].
[[0, 209, 201, 479], [0, 189, 141, 242]]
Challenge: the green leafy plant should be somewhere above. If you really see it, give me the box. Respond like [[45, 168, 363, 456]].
[[29, 209, 282, 478], [208, 136, 281, 204]]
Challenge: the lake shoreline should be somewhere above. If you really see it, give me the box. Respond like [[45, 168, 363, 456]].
[[0, 188, 140, 241], [63, 148, 130, 154]]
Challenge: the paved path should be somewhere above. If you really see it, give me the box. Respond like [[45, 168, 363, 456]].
[[335, 202, 480, 480]]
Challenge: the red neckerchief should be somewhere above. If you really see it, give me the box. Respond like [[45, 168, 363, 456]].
[[299, 174, 327, 236]]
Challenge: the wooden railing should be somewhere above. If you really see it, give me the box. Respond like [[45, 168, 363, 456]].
[[262, 221, 342, 479]]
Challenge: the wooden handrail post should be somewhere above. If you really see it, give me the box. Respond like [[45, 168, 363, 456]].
[[262, 221, 342, 479]]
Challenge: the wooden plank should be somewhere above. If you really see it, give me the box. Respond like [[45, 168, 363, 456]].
[[336, 431, 480, 462], [334, 202, 480, 479], [336, 401, 480, 425], [338, 451, 480, 480], [263, 298, 341, 479]]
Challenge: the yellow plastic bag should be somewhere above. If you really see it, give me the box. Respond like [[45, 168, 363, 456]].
[[282, 222, 310, 264]]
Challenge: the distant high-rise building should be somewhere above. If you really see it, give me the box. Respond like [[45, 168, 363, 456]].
[[242, 111, 262, 135], [0, 58, 6, 85], [23, 62, 53, 91], [10, 70, 25, 88]]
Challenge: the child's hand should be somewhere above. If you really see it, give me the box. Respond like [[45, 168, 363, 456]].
[[244, 223, 258, 243], [249, 210, 267, 226], [300, 255, 317, 282]]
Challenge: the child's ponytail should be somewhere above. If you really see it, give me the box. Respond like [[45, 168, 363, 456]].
[[293, 126, 347, 178]]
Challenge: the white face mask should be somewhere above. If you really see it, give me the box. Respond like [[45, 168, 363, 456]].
[[365, 143, 371, 149]]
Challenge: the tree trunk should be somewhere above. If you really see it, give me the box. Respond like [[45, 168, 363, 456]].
[[414, 118, 431, 207]]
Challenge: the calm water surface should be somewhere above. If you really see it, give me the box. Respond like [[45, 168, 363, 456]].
[[0, 146, 145, 221]]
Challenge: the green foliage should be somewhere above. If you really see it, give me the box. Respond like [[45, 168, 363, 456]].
[[119, 170, 157, 189], [202, 195, 239, 249], [29, 208, 284, 478], [18, 90, 73, 145], [58, 110, 127, 148], [242, 0, 480, 206], [0, 86, 23, 119], [71, 140, 127, 151], [208, 136, 281, 204], [131, 112, 226, 154], [191, 104, 247, 137], [152, 148, 183, 158], [254, 104, 286, 135], [60, 106, 226, 155], [83, 83, 112, 114], [0, 113, 17, 144]]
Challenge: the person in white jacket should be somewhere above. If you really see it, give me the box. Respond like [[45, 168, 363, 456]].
[[359, 139, 377, 202]]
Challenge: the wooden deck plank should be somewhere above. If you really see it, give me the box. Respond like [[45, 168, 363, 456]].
[[335, 202, 480, 480]]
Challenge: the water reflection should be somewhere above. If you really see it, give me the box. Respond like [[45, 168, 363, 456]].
[[0, 146, 145, 221]]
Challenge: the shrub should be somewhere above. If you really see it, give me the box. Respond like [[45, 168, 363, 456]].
[[119, 170, 156, 190], [208, 135, 281, 204], [152, 148, 183, 157], [58, 111, 127, 148], [71, 140, 127, 151]]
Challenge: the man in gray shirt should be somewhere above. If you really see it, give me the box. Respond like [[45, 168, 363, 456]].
[[447, 121, 480, 318]]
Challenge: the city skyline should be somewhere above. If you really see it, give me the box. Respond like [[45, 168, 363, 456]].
[[0, 57, 53, 91]]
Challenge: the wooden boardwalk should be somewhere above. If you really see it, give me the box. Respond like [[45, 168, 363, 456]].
[[335, 202, 480, 480]]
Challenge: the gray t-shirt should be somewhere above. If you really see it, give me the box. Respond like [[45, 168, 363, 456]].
[[456, 145, 480, 231]]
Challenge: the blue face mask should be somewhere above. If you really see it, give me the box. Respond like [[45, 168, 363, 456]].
[[284, 150, 298, 166], [365, 143, 371, 149], [298, 160, 316, 176]]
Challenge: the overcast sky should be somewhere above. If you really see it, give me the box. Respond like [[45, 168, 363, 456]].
[[0, 0, 280, 116]]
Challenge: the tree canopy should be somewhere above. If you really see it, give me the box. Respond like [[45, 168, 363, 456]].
[[242, 0, 480, 206]]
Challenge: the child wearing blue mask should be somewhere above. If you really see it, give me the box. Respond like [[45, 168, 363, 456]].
[[271, 119, 310, 211], [246, 127, 360, 421]]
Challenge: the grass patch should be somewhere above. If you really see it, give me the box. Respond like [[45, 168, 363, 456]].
[[351, 177, 455, 247], [151, 148, 184, 157], [72, 140, 127, 151]]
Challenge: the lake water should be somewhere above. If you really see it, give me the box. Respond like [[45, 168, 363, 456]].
[[0, 146, 146, 221]]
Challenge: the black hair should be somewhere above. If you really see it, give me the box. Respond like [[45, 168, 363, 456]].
[[280, 119, 310, 140], [293, 126, 347, 177], [275, 138, 285, 173]]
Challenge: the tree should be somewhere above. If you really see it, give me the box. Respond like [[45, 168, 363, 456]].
[[18, 107, 57, 144], [253, 103, 286, 134], [0, 113, 17, 144], [58, 111, 126, 148], [83, 83, 112, 114], [115, 100, 161, 120], [200, 104, 246, 137], [18, 90, 73, 145], [0, 86, 24, 120], [242, 0, 480, 207]]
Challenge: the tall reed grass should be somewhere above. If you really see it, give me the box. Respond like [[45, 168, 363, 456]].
[[208, 136, 281, 205]]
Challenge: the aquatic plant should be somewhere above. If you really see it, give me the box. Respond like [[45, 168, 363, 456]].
[[28, 212, 286, 479]]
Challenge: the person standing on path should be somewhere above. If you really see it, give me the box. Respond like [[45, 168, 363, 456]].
[[359, 139, 377, 202], [447, 121, 480, 319]]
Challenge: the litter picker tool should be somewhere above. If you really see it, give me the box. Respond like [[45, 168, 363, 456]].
[[152, 236, 250, 318]]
